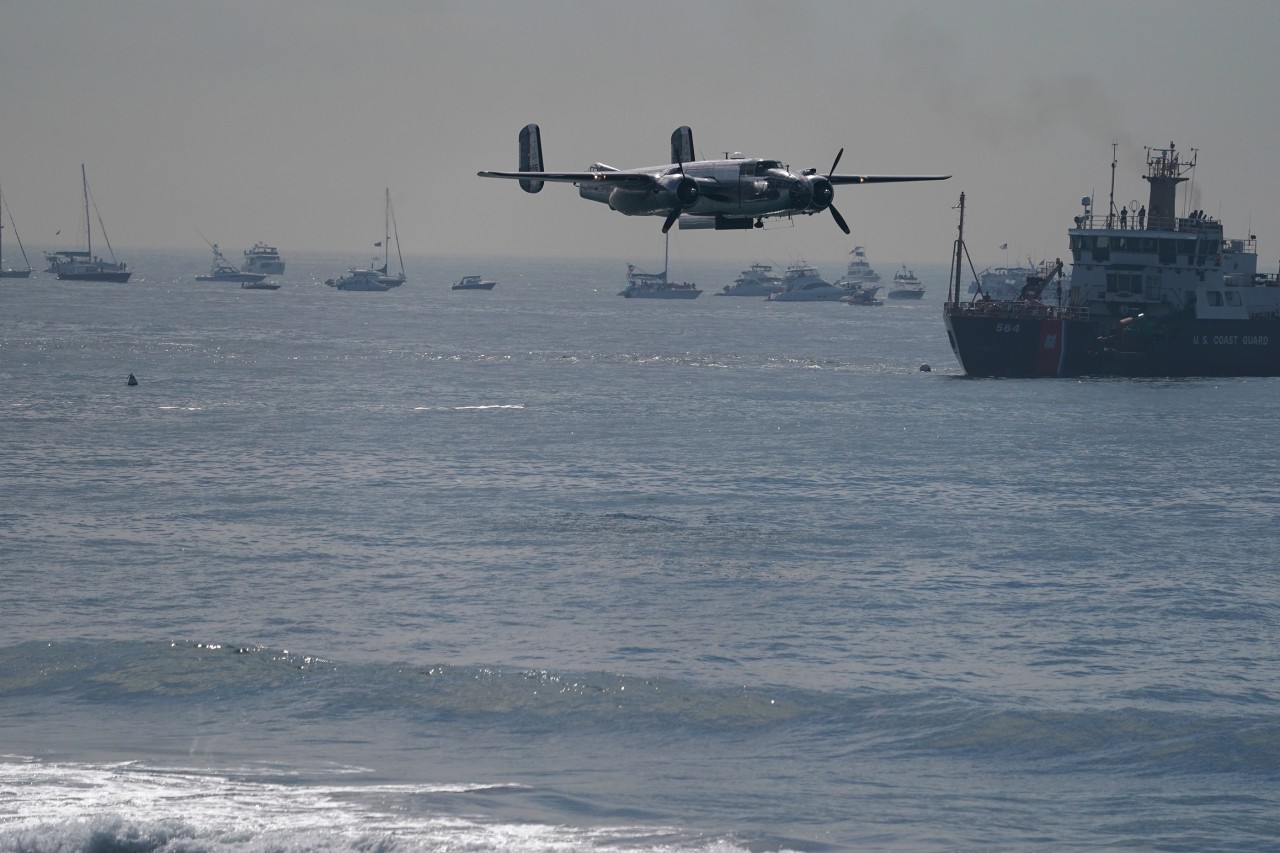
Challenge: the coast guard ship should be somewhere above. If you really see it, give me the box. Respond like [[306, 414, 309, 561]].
[[944, 143, 1280, 377]]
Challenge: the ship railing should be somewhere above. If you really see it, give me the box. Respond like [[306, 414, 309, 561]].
[[1070, 213, 1226, 234], [945, 299, 1090, 321]]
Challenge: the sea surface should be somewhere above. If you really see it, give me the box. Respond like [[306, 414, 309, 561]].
[[2, 249, 1278, 851]]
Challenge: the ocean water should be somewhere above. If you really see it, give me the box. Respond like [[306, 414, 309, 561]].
[[2, 249, 1278, 851]]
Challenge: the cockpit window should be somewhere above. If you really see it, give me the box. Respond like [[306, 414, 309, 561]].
[[755, 160, 783, 175]]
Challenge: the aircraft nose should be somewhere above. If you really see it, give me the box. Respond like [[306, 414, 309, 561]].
[[789, 177, 813, 207]]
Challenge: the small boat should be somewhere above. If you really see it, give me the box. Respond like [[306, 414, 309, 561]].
[[0, 182, 33, 278], [242, 242, 285, 276], [842, 284, 883, 306], [452, 275, 497, 290], [241, 280, 281, 290], [326, 268, 391, 291], [54, 165, 131, 282], [619, 234, 700, 298], [717, 262, 782, 296], [766, 263, 842, 301], [887, 265, 925, 299], [195, 243, 268, 282]]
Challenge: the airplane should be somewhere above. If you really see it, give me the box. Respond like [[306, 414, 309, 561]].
[[478, 124, 950, 234]]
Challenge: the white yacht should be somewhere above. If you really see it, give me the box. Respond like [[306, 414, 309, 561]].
[[887, 265, 925, 299], [767, 263, 843, 302], [717, 262, 782, 296], [325, 268, 390, 291], [242, 242, 285, 276], [969, 264, 1037, 300]]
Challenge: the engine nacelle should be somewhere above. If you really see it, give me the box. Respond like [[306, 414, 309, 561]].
[[805, 175, 835, 213], [660, 174, 700, 207]]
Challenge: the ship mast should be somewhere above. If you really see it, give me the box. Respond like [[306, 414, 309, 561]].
[[1106, 143, 1117, 229], [951, 192, 965, 304], [1142, 142, 1194, 231], [81, 164, 92, 260]]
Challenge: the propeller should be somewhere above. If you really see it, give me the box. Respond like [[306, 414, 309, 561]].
[[826, 148, 850, 235], [799, 148, 849, 233], [662, 160, 699, 234]]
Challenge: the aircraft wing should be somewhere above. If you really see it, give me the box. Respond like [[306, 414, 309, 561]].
[[477, 170, 656, 188], [828, 174, 951, 185]]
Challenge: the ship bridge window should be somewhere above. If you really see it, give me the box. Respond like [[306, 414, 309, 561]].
[[1225, 291, 1242, 306], [1106, 272, 1142, 295], [1159, 240, 1178, 264], [1093, 235, 1110, 262], [1206, 291, 1223, 306]]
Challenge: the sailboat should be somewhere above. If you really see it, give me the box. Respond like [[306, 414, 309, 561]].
[[618, 233, 700, 298], [49, 165, 131, 282], [0, 182, 33, 278], [374, 188, 406, 287]]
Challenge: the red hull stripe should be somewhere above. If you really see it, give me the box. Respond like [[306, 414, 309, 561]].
[[1034, 319, 1066, 376]]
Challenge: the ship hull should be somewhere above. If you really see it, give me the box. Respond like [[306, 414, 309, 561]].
[[621, 289, 700, 299], [945, 306, 1280, 377]]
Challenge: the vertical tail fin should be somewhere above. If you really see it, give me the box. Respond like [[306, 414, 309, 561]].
[[518, 124, 544, 194], [670, 126, 694, 165]]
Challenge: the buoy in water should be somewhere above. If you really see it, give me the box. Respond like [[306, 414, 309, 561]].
[[127, 373, 138, 386], [919, 363, 932, 372]]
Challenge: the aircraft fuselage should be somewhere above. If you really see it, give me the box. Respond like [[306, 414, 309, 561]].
[[576, 158, 811, 220]]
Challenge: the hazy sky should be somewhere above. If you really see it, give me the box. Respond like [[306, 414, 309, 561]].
[[3, 0, 1279, 270]]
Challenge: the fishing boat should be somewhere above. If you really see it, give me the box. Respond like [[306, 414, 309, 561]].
[[835, 244, 881, 289], [0, 182, 33, 278], [195, 243, 268, 282], [242, 242, 285, 276], [53, 165, 131, 282], [943, 142, 1280, 377]]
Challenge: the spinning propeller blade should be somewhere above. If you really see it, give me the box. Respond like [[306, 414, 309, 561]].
[[662, 208, 681, 234], [827, 149, 848, 233], [662, 159, 687, 234], [829, 204, 850, 235]]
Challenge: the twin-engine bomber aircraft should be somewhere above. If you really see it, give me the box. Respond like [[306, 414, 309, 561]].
[[478, 124, 949, 234]]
